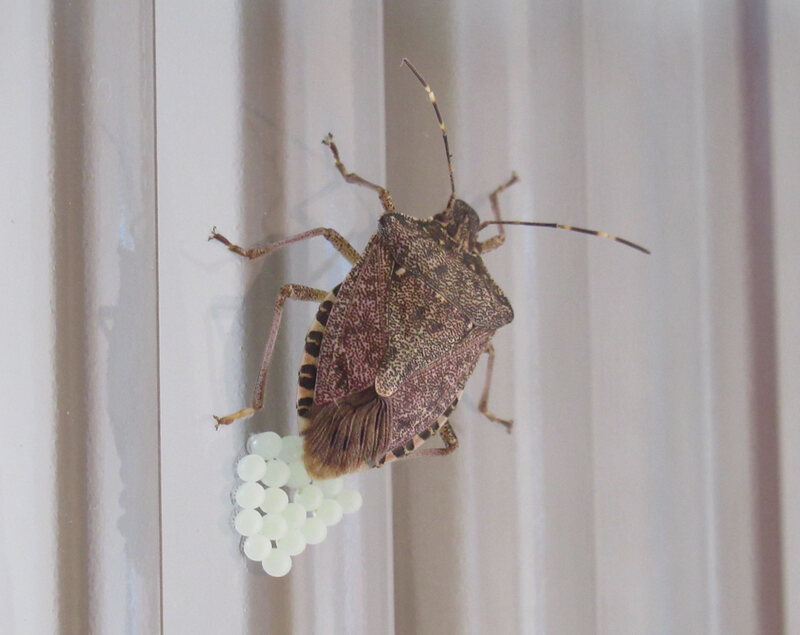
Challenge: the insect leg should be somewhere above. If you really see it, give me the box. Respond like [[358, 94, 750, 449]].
[[322, 133, 395, 213], [376, 421, 460, 471], [209, 226, 360, 265], [213, 284, 328, 428], [479, 172, 520, 253], [477, 343, 513, 432], [414, 422, 459, 457]]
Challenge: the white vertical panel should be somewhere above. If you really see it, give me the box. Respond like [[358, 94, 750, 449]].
[[155, 3, 245, 630], [583, 2, 713, 632], [1, 3, 59, 633], [2, 0, 161, 633], [516, 2, 596, 632], [156, 2, 392, 633]]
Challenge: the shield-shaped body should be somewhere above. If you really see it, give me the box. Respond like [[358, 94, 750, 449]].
[[296, 205, 514, 479], [211, 62, 647, 479]]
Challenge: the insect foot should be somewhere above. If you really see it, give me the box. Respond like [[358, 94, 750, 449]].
[[209, 227, 277, 260], [488, 414, 514, 433], [214, 407, 256, 430], [208, 226, 231, 246], [321, 131, 395, 212]]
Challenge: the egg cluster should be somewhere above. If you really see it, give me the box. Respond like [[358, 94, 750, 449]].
[[233, 431, 362, 577]]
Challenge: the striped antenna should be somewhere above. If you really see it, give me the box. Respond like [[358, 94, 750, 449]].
[[479, 220, 650, 254], [402, 58, 456, 212]]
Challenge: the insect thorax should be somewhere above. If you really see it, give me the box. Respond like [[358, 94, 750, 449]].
[[378, 206, 514, 330]]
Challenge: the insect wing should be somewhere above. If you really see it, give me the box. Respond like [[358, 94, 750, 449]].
[[386, 331, 493, 447], [313, 235, 392, 405]]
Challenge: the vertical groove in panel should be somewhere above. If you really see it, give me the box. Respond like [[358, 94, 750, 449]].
[[237, 3, 293, 631], [737, 1, 784, 632], [524, 1, 597, 632], [581, 3, 651, 632], [50, 2, 91, 632], [769, 1, 800, 632], [692, 0, 720, 631], [700, 2, 759, 630], [88, 1, 162, 631], [151, 0, 165, 630], [48, 0, 162, 631], [383, 7, 462, 635], [508, 6, 545, 634], [383, 3, 455, 216]]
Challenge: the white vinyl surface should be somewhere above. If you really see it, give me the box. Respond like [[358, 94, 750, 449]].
[[2, 1, 799, 634]]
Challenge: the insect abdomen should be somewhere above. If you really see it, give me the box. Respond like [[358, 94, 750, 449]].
[[302, 385, 392, 480]]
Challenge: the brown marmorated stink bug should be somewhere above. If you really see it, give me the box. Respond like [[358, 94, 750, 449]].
[[211, 59, 649, 480]]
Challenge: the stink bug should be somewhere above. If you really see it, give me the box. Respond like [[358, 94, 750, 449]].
[[211, 59, 649, 480]]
